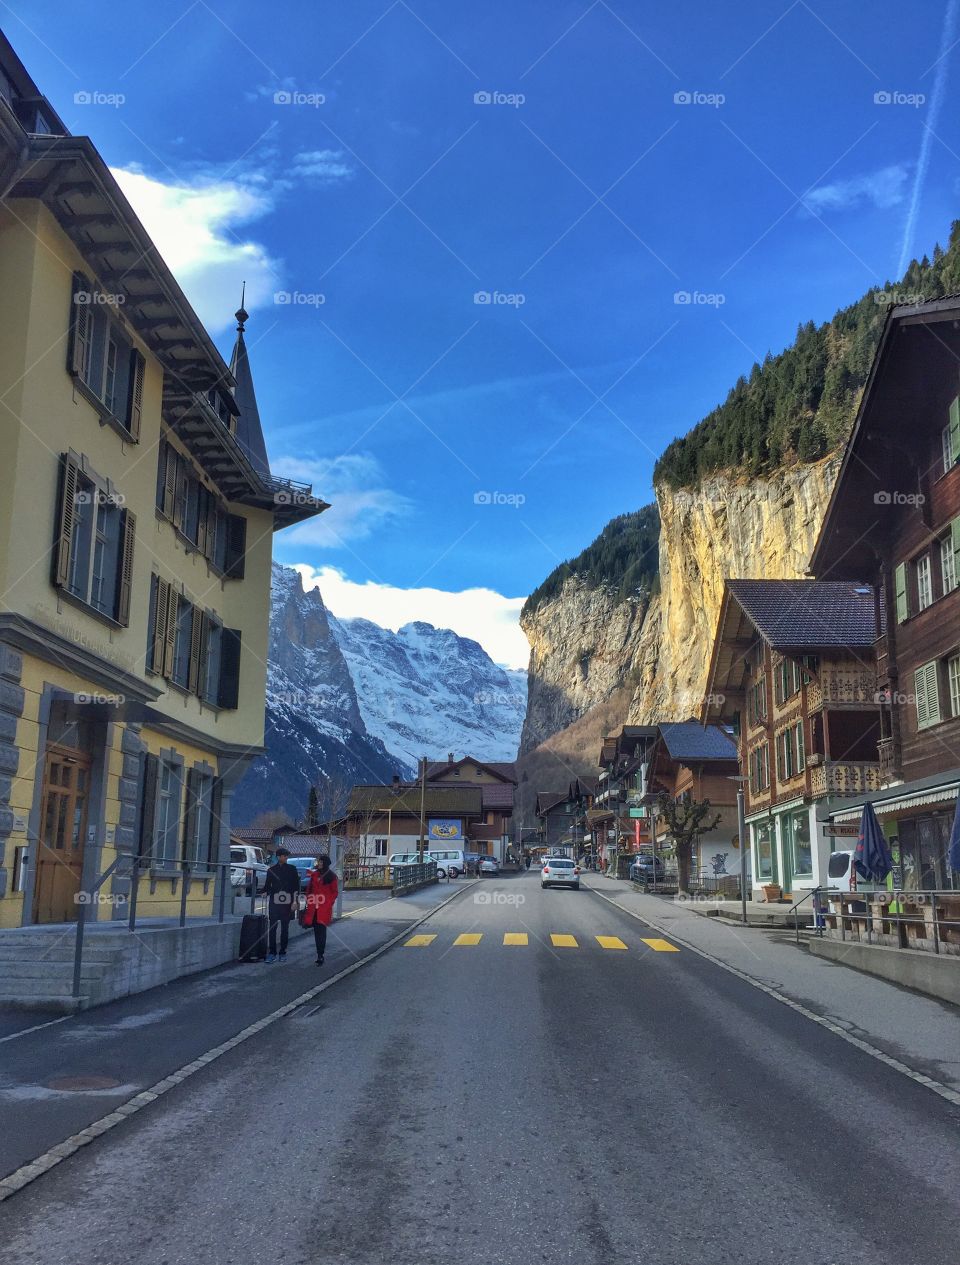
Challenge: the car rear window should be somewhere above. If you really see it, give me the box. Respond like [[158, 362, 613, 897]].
[[828, 852, 851, 878], [230, 849, 245, 863], [548, 859, 574, 868]]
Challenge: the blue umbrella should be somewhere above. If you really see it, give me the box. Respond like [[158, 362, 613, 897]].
[[855, 801, 893, 883], [948, 797, 960, 881]]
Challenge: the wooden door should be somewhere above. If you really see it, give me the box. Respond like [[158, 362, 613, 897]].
[[32, 745, 92, 923]]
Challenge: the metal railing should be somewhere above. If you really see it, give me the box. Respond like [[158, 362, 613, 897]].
[[789, 886, 828, 943], [72, 855, 235, 1000], [392, 861, 438, 893], [790, 885, 960, 953]]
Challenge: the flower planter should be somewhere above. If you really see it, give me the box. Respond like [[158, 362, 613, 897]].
[[761, 884, 782, 903]]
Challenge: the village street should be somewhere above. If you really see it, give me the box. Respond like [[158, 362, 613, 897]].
[[2, 871, 959, 1265]]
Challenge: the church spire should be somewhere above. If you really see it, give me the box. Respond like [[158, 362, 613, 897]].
[[228, 290, 271, 481]]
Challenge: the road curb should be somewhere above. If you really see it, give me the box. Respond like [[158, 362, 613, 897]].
[[584, 880, 960, 1109], [0, 881, 474, 1203]]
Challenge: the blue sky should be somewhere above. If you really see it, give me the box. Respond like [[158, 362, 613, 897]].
[[10, 0, 960, 665]]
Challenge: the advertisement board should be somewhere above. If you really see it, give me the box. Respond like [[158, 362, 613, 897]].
[[428, 818, 462, 841]]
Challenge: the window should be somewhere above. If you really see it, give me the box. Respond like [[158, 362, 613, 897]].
[[894, 562, 908, 623], [146, 576, 241, 708], [915, 661, 941, 729], [949, 654, 960, 719], [944, 397, 960, 474], [776, 725, 804, 781], [183, 769, 218, 869], [787, 809, 813, 877], [942, 520, 960, 595], [916, 555, 933, 611], [750, 742, 770, 794], [373, 839, 388, 857], [154, 759, 182, 866], [750, 676, 768, 724], [67, 272, 145, 440], [156, 439, 246, 576], [754, 823, 774, 880], [52, 454, 135, 625], [794, 720, 806, 773]]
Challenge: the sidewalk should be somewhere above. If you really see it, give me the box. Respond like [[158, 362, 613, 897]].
[[0, 879, 473, 1181], [583, 874, 960, 1096]]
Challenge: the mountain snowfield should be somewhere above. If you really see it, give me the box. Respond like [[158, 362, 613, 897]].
[[232, 564, 527, 824]]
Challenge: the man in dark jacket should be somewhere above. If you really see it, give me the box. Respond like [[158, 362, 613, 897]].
[[264, 845, 300, 962]]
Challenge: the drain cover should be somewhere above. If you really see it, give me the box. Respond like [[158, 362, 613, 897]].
[[47, 1075, 121, 1092]]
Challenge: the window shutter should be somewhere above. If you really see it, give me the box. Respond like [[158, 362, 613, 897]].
[[163, 584, 178, 678], [224, 514, 247, 579], [139, 753, 160, 862], [894, 562, 908, 623], [150, 577, 173, 676], [203, 502, 218, 562], [182, 767, 199, 865], [68, 272, 92, 378], [173, 455, 188, 530], [162, 444, 177, 519], [126, 349, 145, 440], [195, 487, 209, 557], [218, 627, 242, 709], [796, 722, 805, 771], [952, 518, 960, 587], [915, 662, 941, 728], [116, 508, 136, 626], [187, 605, 203, 695], [208, 777, 224, 866], [52, 453, 80, 587], [950, 397, 960, 464]]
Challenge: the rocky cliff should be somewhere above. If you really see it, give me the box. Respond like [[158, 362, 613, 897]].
[[628, 454, 841, 722], [519, 578, 651, 755], [516, 454, 842, 799]]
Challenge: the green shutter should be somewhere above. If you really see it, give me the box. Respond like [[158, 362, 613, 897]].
[[894, 562, 908, 623], [952, 518, 960, 588], [949, 396, 960, 465]]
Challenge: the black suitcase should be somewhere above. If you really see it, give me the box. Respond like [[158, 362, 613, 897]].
[[239, 896, 269, 962]]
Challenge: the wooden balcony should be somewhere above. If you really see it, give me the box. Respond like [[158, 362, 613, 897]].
[[807, 665, 880, 712], [877, 737, 898, 784], [809, 761, 883, 798]]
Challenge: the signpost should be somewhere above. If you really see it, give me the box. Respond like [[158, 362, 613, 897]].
[[822, 823, 860, 838]]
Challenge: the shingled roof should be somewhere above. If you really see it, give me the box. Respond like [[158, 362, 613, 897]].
[[726, 579, 878, 649], [347, 785, 483, 816], [658, 722, 738, 762]]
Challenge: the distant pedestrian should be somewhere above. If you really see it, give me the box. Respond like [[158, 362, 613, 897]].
[[264, 845, 300, 963], [303, 853, 338, 966]]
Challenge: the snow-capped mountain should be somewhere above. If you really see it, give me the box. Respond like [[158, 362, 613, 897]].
[[233, 564, 527, 824], [328, 614, 527, 771]]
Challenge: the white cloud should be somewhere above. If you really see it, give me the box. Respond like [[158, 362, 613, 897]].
[[272, 452, 411, 545], [290, 149, 354, 183], [110, 166, 281, 332], [293, 564, 530, 670], [802, 164, 909, 215]]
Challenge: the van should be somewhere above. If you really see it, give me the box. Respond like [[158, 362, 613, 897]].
[[826, 849, 881, 893], [426, 848, 467, 878]]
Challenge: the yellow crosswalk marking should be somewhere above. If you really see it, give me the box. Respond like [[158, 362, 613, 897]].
[[404, 934, 437, 947], [503, 933, 528, 946], [453, 933, 483, 946], [550, 933, 578, 948], [595, 936, 628, 950], [641, 937, 679, 952]]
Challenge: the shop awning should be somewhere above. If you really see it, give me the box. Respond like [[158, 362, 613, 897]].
[[828, 773, 960, 823]]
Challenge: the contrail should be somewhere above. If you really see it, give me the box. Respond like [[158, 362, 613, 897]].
[[897, 0, 960, 275]]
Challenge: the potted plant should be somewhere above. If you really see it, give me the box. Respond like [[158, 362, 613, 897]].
[[761, 883, 782, 903]]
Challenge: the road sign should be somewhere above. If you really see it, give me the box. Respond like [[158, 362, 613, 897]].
[[628, 807, 647, 818], [822, 823, 860, 837]]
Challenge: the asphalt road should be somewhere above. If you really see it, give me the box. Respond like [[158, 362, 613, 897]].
[[4, 869, 960, 1265]]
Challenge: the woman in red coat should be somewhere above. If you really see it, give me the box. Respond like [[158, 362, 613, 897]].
[[303, 854, 338, 965]]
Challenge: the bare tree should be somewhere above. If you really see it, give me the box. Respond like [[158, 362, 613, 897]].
[[655, 792, 722, 893]]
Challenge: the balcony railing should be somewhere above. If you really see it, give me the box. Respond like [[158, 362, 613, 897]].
[[809, 761, 883, 798], [877, 737, 897, 783], [807, 665, 879, 712]]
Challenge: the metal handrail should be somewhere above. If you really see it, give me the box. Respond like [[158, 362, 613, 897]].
[[789, 886, 828, 944]]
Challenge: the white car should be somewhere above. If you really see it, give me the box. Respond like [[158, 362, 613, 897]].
[[426, 848, 466, 878], [541, 858, 580, 890], [229, 845, 269, 894]]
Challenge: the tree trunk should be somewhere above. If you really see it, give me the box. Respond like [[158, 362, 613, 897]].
[[677, 843, 692, 893]]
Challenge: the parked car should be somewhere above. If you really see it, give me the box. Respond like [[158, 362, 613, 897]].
[[229, 844, 269, 895], [478, 856, 500, 875], [463, 852, 483, 875], [288, 856, 316, 891], [541, 858, 580, 890], [426, 848, 467, 878], [629, 854, 666, 884]]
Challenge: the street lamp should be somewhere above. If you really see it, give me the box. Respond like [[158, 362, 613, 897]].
[[728, 775, 749, 924]]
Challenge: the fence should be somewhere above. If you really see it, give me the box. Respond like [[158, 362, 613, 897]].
[[824, 888, 960, 955], [392, 861, 438, 894]]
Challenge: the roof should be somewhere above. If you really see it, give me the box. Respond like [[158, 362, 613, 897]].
[[657, 722, 738, 762], [535, 791, 567, 816], [810, 295, 960, 578], [347, 785, 483, 816], [425, 759, 517, 784], [826, 770, 960, 822], [229, 307, 272, 481], [726, 580, 878, 649]]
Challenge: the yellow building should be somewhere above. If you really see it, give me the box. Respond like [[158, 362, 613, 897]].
[[0, 36, 326, 930]]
